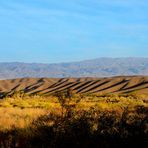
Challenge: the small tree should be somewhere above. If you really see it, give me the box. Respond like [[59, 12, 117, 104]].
[[54, 89, 80, 118]]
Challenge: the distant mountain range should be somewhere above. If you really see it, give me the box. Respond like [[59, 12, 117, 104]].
[[0, 58, 148, 79]]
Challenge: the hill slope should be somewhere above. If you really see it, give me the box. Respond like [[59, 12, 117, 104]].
[[0, 76, 148, 96], [0, 58, 148, 79]]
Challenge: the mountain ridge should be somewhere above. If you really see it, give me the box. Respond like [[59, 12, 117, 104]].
[[0, 57, 148, 79]]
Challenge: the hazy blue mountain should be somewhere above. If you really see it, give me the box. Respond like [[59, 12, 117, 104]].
[[0, 58, 148, 79]]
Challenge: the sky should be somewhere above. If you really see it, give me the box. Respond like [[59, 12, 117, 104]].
[[0, 0, 148, 63]]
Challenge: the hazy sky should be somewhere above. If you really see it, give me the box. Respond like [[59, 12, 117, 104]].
[[0, 0, 148, 63]]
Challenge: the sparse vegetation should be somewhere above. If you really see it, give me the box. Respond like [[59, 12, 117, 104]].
[[0, 92, 147, 148]]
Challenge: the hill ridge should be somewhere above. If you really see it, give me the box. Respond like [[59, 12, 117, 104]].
[[0, 76, 148, 96]]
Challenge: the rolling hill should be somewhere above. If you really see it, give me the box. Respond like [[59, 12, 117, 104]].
[[0, 57, 148, 79], [0, 76, 148, 97]]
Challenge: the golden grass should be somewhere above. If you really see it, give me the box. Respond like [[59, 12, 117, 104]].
[[0, 93, 147, 131], [0, 93, 147, 148], [0, 95, 60, 109], [0, 108, 49, 130]]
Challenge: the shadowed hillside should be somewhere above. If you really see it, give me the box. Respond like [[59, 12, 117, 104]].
[[0, 76, 148, 97]]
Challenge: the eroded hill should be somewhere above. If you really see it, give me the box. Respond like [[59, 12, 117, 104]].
[[0, 76, 148, 96]]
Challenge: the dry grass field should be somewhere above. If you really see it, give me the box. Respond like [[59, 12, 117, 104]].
[[0, 90, 147, 148]]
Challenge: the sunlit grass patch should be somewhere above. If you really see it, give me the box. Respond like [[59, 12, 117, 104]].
[[0, 108, 48, 130]]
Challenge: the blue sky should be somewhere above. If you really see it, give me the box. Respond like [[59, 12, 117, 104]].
[[0, 0, 148, 63]]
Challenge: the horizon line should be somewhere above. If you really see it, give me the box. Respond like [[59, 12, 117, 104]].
[[0, 57, 148, 65]]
